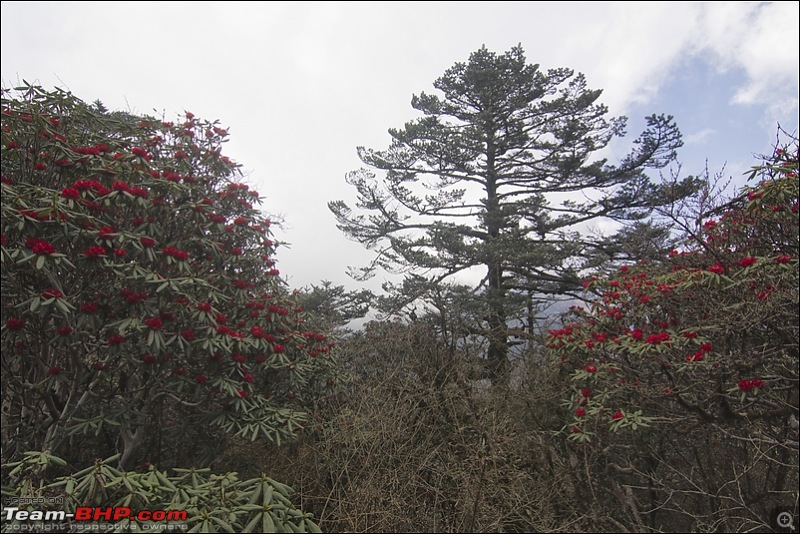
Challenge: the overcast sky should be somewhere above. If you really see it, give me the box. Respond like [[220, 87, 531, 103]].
[[2, 1, 798, 295]]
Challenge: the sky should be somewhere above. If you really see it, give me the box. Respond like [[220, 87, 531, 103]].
[[2, 1, 798, 297]]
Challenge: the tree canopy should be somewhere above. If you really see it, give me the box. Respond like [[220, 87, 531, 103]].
[[330, 45, 698, 376]]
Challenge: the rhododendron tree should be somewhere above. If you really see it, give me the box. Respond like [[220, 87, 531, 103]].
[[546, 133, 798, 531], [0, 85, 338, 485]]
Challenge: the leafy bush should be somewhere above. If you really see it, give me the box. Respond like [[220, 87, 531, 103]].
[[1, 84, 332, 531]]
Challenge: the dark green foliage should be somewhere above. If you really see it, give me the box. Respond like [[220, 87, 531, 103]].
[[330, 45, 699, 375]]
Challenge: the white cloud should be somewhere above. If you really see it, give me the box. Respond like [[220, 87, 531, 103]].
[[695, 2, 799, 109], [1, 1, 797, 291], [684, 128, 717, 146]]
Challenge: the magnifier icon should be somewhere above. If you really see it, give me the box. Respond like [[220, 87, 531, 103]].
[[778, 511, 795, 530]]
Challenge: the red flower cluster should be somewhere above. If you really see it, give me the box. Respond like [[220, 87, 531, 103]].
[[120, 288, 148, 304], [6, 318, 26, 330], [26, 237, 55, 255], [112, 181, 148, 197], [686, 342, 713, 363], [708, 263, 725, 275], [646, 332, 670, 345], [144, 317, 163, 330], [61, 187, 80, 199], [162, 247, 189, 261], [84, 246, 107, 258], [740, 257, 757, 268], [57, 326, 73, 336], [131, 147, 151, 160], [74, 180, 111, 196], [98, 226, 115, 240], [41, 289, 63, 299], [250, 325, 266, 339], [80, 302, 99, 314], [738, 379, 764, 393]]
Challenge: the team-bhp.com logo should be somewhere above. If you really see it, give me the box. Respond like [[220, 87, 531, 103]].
[[4, 506, 187, 529]]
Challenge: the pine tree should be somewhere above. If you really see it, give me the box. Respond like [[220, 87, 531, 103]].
[[329, 45, 697, 377]]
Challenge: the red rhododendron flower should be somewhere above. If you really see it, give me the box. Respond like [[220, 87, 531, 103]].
[[237, 389, 248, 398], [646, 332, 670, 345], [144, 317, 163, 330], [585, 365, 598, 373], [142, 354, 156, 364], [27, 238, 56, 255], [575, 407, 586, 417], [80, 302, 99, 314], [41, 289, 63, 299], [83, 246, 106, 258], [250, 325, 265, 339], [686, 351, 705, 362], [108, 334, 125, 345], [708, 263, 725, 275], [243, 373, 254, 383], [612, 411, 624, 421], [195, 374, 208, 384], [57, 326, 73, 336], [140, 237, 155, 248], [580, 387, 592, 398], [776, 255, 792, 263], [738, 379, 764, 392], [740, 257, 757, 268], [131, 147, 150, 160], [6, 318, 26, 330], [61, 187, 80, 199]]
